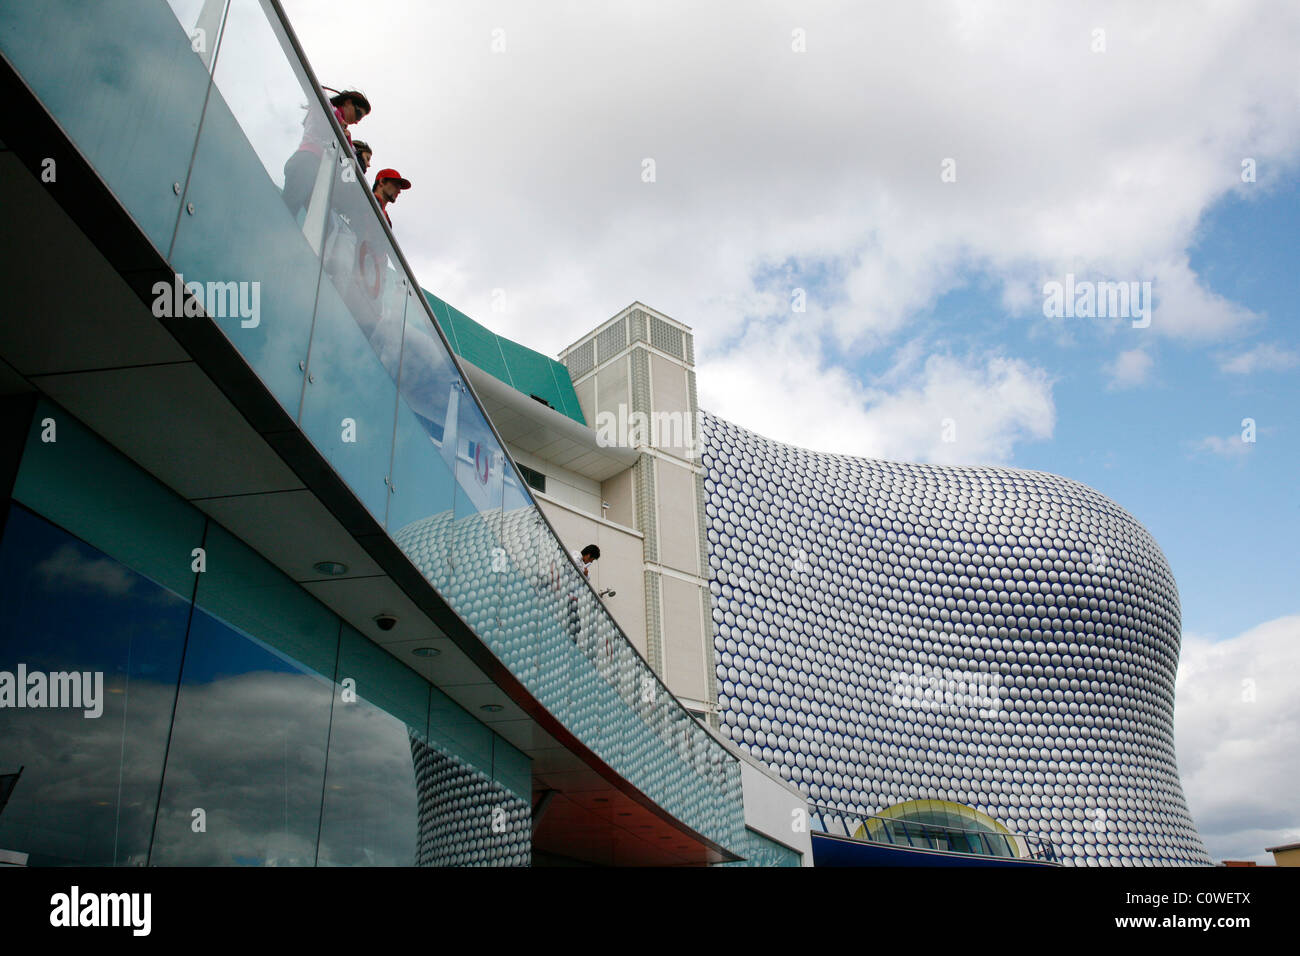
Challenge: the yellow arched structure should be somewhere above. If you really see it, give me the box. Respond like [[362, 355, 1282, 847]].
[[852, 800, 1024, 858]]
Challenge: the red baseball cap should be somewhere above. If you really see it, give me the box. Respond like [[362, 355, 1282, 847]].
[[374, 168, 411, 189]]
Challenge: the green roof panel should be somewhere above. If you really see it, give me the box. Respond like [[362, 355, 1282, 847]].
[[421, 289, 585, 426], [447, 305, 510, 382]]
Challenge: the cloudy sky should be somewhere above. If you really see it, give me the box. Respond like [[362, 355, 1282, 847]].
[[277, 0, 1298, 863]]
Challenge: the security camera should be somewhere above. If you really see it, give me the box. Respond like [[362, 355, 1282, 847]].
[[374, 613, 398, 631], [599, 588, 616, 598]]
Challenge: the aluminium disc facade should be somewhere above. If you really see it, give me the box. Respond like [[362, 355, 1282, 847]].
[[701, 412, 1211, 866]]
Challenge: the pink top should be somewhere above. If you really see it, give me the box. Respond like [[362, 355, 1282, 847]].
[[298, 103, 352, 157]]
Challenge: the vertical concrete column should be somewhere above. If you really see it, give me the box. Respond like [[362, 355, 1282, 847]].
[[560, 304, 717, 724]]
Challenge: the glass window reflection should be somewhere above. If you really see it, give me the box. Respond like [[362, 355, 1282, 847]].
[[0, 505, 190, 866]]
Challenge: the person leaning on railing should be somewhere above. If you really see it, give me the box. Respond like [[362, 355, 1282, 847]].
[[316, 163, 413, 375], [330, 139, 374, 233], [350, 140, 372, 176], [282, 88, 370, 219], [567, 545, 600, 644], [370, 168, 411, 227]]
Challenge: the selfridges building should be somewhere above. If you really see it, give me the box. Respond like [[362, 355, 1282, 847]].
[[700, 412, 1211, 866]]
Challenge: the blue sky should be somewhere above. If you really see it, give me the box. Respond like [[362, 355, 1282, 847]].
[[881, 178, 1300, 643], [715, 172, 1299, 643]]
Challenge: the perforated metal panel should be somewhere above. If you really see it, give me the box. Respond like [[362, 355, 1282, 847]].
[[645, 568, 664, 675], [650, 316, 684, 359], [700, 411, 1211, 867], [631, 348, 651, 419], [597, 320, 628, 364], [411, 736, 531, 865], [566, 340, 595, 378], [635, 453, 658, 563]]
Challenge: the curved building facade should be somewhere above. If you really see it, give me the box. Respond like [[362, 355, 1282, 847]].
[[701, 412, 1210, 866]]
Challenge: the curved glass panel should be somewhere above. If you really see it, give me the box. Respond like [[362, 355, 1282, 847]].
[[0, 0, 212, 252], [169, 0, 333, 416], [299, 260, 404, 521]]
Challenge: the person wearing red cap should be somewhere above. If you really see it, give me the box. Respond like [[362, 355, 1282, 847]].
[[371, 169, 411, 226]]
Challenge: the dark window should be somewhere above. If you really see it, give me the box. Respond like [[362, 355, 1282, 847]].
[[517, 464, 546, 494]]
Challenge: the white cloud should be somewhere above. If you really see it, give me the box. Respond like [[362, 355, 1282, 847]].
[[1144, 255, 1260, 340], [699, 322, 1054, 464], [35, 544, 135, 596], [1219, 343, 1300, 374], [275, 0, 1300, 469], [1189, 434, 1253, 458], [1176, 614, 1300, 864], [1105, 348, 1154, 389], [279, 0, 1299, 359]]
